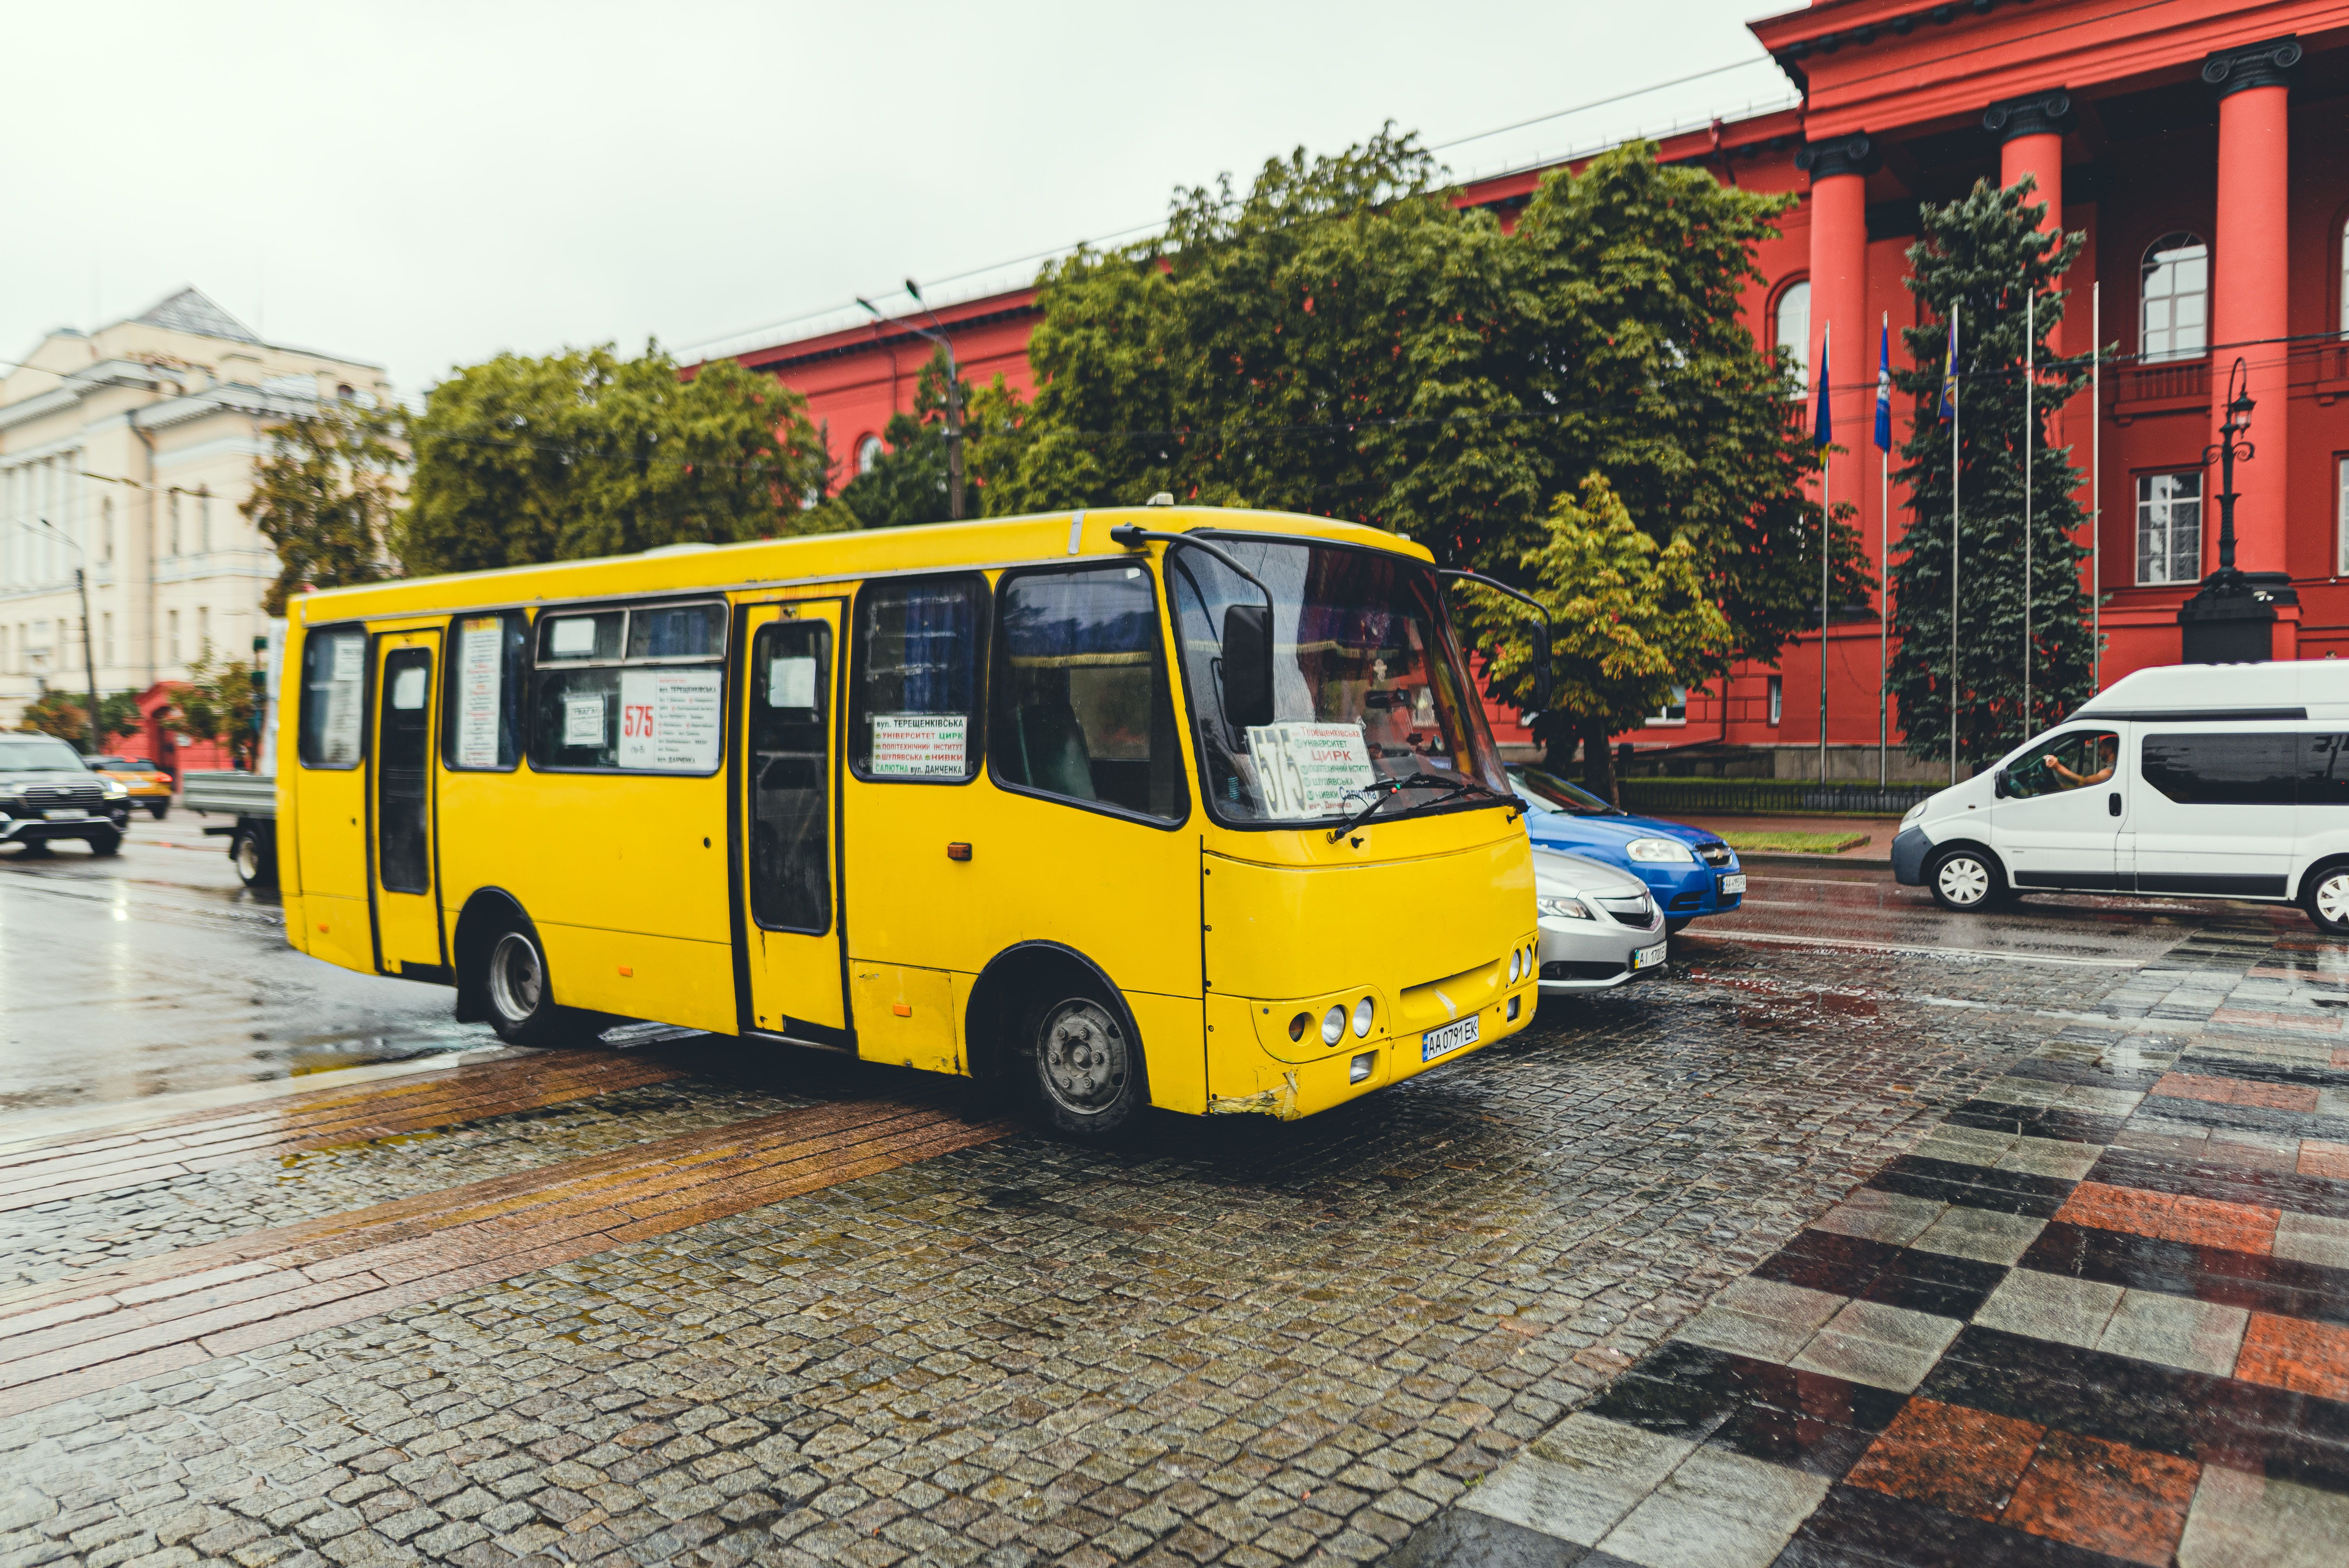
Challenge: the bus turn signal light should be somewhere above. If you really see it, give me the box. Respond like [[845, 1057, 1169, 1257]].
[[946, 842, 972, 861]]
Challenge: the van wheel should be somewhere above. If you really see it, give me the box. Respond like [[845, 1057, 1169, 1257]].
[[484, 924, 563, 1044], [1928, 847, 2003, 912], [1021, 987, 1146, 1141], [2306, 866, 2349, 935]]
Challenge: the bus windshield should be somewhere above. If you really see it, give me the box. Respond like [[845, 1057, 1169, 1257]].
[[1166, 536, 1506, 825]]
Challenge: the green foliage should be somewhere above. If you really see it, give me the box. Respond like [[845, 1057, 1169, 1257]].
[[95, 691, 146, 748], [834, 352, 963, 529], [17, 691, 89, 748], [168, 645, 262, 770], [969, 130, 1866, 723], [397, 343, 837, 576], [241, 398, 404, 615], [1889, 175, 2094, 769], [1458, 475, 1732, 798]]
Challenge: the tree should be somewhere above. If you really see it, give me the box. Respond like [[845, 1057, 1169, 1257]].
[[834, 351, 965, 529], [1888, 175, 2092, 770], [94, 692, 146, 751], [167, 644, 262, 770], [242, 398, 405, 615], [397, 343, 838, 576], [18, 691, 88, 748], [968, 132, 1866, 752], [1459, 475, 1732, 802]]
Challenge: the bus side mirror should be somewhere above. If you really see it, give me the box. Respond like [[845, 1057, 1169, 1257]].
[[1523, 624, 1554, 725], [1222, 604, 1274, 731]]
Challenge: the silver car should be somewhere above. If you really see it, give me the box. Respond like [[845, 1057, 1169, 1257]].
[[1533, 846, 1669, 993]]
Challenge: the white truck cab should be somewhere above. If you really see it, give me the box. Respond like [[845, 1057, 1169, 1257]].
[[1891, 660, 2349, 932]]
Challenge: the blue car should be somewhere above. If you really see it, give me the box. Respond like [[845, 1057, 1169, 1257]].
[[1508, 765, 1744, 933]]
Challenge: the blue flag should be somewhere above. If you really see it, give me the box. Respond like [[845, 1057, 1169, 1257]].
[[1813, 325, 1832, 449], [1937, 313, 1958, 421], [1874, 325, 1893, 452]]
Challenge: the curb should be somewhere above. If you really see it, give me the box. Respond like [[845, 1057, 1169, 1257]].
[[1732, 849, 1893, 868]]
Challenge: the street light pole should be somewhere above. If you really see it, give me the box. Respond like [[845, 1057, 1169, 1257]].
[[24, 517, 102, 755], [856, 284, 965, 522]]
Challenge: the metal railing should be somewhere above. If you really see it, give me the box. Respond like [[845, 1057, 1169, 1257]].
[[1615, 777, 1941, 818]]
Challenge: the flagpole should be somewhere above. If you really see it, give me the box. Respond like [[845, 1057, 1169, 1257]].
[[2092, 281, 2102, 690], [1950, 302, 1960, 788], [2025, 289, 2035, 737], [1820, 322, 1832, 786], [1879, 311, 1891, 790]]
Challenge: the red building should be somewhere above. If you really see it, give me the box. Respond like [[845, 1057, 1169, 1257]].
[[712, 0, 2349, 778]]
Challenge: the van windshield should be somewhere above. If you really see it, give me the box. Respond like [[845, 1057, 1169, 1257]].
[[1164, 537, 1506, 826]]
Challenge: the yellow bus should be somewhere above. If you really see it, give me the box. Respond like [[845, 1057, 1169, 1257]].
[[278, 505, 1542, 1137]]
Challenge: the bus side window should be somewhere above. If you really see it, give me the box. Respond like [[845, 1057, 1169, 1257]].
[[850, 577, 988, 782], [441, 611, 529, 771], [299, 627, 368, 769], [991, 565, 1187, 823]]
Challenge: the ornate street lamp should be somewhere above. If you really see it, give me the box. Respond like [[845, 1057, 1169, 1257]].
[[2177, 356, 2296, 662]]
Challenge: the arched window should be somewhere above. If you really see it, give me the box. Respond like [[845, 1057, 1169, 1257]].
[[1774, 280, 1811, 392], [856, 435, 885, 475], [2141, 233, 2208, 362]]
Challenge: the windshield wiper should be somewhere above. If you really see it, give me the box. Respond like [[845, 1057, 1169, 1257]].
[[1325, 777, 1508, 842]]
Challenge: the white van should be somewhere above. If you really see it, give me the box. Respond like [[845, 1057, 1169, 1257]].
[[1891, 660, 2349, 932]]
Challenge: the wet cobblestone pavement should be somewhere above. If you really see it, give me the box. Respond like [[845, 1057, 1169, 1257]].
[[1, 878, 2343, 1566]]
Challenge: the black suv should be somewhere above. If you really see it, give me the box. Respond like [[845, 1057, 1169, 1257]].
[[0, 735, 132, 856]]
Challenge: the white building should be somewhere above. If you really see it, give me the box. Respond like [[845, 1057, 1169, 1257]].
[[0, 289, 391, 729]]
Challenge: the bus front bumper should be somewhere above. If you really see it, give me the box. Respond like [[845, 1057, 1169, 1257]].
[[1203, 975, 1539, 1119]]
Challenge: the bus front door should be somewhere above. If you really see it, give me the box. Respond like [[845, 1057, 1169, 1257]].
[[738, 602, 848, 1039], [371, 630, 444, 976]]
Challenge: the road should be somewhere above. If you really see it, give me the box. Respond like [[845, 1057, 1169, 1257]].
[[0, 815, 492, 1120], [5, 828, 2347, 1566]]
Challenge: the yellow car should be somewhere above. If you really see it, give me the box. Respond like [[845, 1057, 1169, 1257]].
[[92, 755, 173, 818]]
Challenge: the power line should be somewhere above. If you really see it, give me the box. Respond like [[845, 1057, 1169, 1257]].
[[674, 59, 1788, 361]]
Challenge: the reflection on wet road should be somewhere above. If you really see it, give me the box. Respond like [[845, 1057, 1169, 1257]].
[[0, 818, 491, 1118], [1688, 863, 2288, 969]]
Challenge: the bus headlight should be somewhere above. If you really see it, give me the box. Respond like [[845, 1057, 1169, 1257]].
[[1321, 1006, 1346, 1046], [1351, 996, 1374, 1037], [1508, 949, 1522, 983], [1625, 837, 1695, 863]]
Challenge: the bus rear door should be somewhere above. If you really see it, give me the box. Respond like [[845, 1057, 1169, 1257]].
[[371, 629, 444, 976], [738, 601, 848, 1039]]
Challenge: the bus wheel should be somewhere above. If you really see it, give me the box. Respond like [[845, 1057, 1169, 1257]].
[[485, 925, 562, 1045], [1023, 990, 1144, 1140]]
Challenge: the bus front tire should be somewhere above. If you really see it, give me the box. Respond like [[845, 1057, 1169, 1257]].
[[485, 925, 563, 1045], [1927, 846, 2004, 912], [1021, 988, 1146, 1141]]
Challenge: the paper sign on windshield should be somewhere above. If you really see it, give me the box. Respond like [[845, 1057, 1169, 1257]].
[[871, 714, 967, 777], [549, 618, 597, 656], [456, 618, 502, 767], [1247, 722, 1376, 817], [617, 669, 722, 771]]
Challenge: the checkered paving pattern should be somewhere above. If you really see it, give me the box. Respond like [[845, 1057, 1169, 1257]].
[[1421, 1009, 2349, 1563]]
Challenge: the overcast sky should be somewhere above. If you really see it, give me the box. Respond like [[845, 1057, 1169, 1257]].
[[4, 2, 1795, 396]]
